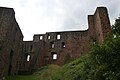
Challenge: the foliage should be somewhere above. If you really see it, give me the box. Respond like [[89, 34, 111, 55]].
[[36, 65, 61, 80], [35, 54, 90, 80], [89, 35, 120, 80], [112, 16, 120, 35]]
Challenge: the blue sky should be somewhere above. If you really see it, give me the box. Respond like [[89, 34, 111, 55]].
[[0, 0, 120, 41]]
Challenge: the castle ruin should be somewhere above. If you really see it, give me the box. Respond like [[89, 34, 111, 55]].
[[0, 6, 111, 78]]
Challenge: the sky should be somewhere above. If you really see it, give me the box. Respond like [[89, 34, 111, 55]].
[[0, 0, 120, 41]]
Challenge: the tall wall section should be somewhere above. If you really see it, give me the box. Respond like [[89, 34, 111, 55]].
[[18, 41, 34, 74], [0, 7, 23, 78], [88, 7, 111, 43]]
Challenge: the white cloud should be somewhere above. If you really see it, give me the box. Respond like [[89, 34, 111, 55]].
[[0, 0, 120, 40]]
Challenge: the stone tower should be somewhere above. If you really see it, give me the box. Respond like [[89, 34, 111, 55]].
[[88, 7, 111, 43]]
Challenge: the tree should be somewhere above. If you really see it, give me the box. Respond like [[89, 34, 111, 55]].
[[112, 16, 120, 35], [90, 35, 120, 80], [88, 16, 120, 80]]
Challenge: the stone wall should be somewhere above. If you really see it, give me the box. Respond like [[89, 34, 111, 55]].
[[31, 7, 111, 68], [0, 7, 23, 77], [0, 6, 111, 77], [18, 41, 34, 74]]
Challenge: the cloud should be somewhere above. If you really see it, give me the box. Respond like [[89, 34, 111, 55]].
[[0, 0, 120, 40]]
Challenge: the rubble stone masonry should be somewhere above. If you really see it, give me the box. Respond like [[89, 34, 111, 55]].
[[0, 6, 111, 78]]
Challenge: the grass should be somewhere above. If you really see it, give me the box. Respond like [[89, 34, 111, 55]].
[[6, 75, 38, 80], [4, 58, 87, 80], [4, 56, 87, 80], [34, 65, 61, 80], [5, 65, 60, 80]]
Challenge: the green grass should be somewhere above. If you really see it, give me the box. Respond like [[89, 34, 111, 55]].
[[6, 75, 38, 80], [5, 65, 60, 80], [4, 57, 88, 80]]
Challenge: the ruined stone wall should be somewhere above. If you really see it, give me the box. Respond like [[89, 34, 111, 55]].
[[88, 7, 111, 43], [96, 7, 111, 39], [17, 7, 111, 76], [19, 35, 47, 72], [29, 34, 47, 69], [18, 41, 34, 74], [0, 7, 23, 77], [33, 36, 46, 68], [88, 15, 96, 41], [33, 30, 95, 67], [0, 6, 112, 77], [32, 7, 111, 68]]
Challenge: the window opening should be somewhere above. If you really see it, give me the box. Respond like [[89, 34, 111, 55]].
[[48, 35, 51, 39], [51, 52, 57, 60], [27, 54, 30, 62], [52, 44, 55, 48], [93, 39, 96, 44], [30, 45, 32, 51], [40, 36, 43, 40], [8, 50, 13, 75], [53, 54, 57, 59], [10, 50, 13, 60], [57, 34, 60, 39], [62, 42, 65, 48], [51, 42, 55, 48]]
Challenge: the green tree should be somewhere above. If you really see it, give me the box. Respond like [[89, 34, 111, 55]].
[[90, 35, 120, 80], [87, 16, 120, 80], [112, 16, 120, 35]]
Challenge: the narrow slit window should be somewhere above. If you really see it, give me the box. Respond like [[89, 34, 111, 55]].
[[27, 55, 30, 62], [52, 43, 55, 48], [48, 35, 51, 39], [30, 45, 32, 51], [40, 36, 43, 40], [62, 42, 65, 48], [57, 34, 60, 39], [51, 42, 55, 48]]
